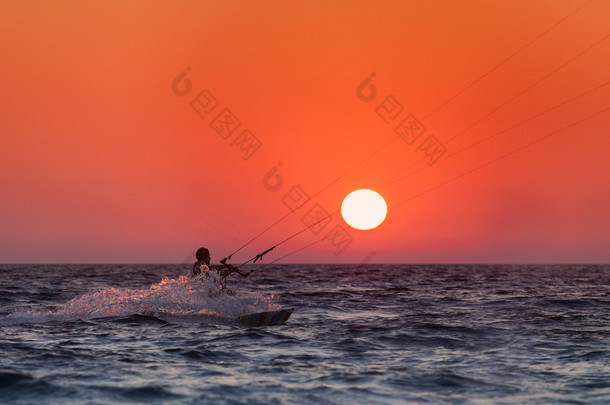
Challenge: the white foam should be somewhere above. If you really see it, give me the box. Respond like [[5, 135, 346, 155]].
[[1, 275, 279, 325]]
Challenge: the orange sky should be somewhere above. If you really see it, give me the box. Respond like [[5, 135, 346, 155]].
[[1, 0, 609, 264]]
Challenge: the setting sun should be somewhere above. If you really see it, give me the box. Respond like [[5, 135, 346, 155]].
[[341, 189, 388, 230]]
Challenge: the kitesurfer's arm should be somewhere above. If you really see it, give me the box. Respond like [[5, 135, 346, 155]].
[[210, 264, 250, 278], [221, 264, 249, 278]]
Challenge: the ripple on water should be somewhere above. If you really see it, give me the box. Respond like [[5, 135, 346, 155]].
[[0, 371, 76, 401], [93, 384, 185, 403]]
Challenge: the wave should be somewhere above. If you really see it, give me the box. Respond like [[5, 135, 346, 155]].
[[0, 274, 279, 326]]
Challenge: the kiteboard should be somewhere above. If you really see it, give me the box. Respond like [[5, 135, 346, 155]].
[[236, 308, 294, 326]]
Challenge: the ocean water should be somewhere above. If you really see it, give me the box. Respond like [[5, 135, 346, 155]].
[[0, 264, 609, 404]]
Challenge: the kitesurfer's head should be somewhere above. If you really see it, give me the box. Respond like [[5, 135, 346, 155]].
[[196, 247, 210, 264]]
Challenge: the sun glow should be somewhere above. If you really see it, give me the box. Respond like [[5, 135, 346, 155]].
[[341, 189, 387, 230]]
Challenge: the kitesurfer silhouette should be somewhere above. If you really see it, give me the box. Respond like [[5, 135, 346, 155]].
[[190, 248, 250, 295]]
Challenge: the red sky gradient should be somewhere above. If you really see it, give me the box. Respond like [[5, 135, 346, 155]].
[[1, 1, 609, 264]]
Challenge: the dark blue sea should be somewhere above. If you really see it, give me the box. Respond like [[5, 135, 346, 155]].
[[1, 264, 609, 404]]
